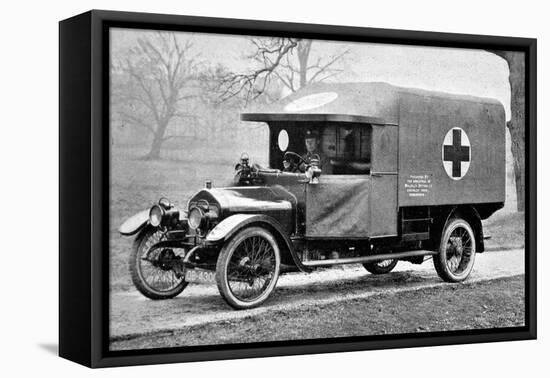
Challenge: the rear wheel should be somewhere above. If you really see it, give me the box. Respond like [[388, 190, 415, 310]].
[[216, 227, 280, 309], [363, 259, 398, 274], [129, 227, 188, 299], [433, 217, 476, 282]]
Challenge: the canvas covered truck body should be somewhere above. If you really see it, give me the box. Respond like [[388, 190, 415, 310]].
[[241, 82, 506, 241]]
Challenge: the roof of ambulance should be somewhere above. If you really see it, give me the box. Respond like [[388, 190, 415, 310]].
[[240, 82, 503, 125]]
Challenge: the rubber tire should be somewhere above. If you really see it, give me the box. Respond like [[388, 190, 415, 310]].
[[433, 217, 476, 283], [363, 259, 398, 274], [216, 227, 281, 310], [129, 227, 188, 300]]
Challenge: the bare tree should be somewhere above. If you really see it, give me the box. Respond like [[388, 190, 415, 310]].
[[113, 32, 200, 159], [217, 38, 349, 101], [275, 40, 350, 92], [489, 51, 525, 212]]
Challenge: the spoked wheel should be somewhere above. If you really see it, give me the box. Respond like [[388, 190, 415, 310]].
[[216, 227, 280, 309], [363, 259, 398, 274], [129, 227, 188, 299], [433, 217, 476, 282]]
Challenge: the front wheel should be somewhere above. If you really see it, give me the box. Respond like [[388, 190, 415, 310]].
[[216, 227, 281, 309], [363, 259, 398, 274], [433, 217, 476, 282], [129, 227, 188, 299]]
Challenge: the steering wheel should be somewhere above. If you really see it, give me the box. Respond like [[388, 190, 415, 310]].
[[283, 151, 307, 173], [284, 151, 306, 165]]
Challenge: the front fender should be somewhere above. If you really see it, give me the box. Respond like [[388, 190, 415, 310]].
[[205, 214, 258, 243], [119, 209, 149, 236], [205, 214, 309, 272]]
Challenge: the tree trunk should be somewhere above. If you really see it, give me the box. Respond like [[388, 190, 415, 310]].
[[509, 120, 525, 212], [145, 121, 169, 160], [489, 51, 525, 212], [297, 41, 312, 89], [508, 53, 525, 212]]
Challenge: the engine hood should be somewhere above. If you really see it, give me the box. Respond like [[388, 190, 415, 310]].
[[188, 185, 297, 217]]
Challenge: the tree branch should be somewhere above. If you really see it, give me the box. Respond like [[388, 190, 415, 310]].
[[307, 49, 350, 83], [216, 37, 300, 101], [118, 111, 155, 134]]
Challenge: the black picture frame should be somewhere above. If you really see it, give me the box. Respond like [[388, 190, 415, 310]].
[[59, 9, 537, 368]]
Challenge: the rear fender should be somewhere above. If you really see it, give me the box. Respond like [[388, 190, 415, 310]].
[[206, 214, 310, 272], [119, 209, 149, 236], [439, 205, 484, 253]]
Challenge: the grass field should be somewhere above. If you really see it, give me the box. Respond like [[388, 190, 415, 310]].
[[483, 211, 525, 251]]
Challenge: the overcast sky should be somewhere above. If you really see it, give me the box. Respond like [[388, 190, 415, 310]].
[[112, 28, 513, 120]]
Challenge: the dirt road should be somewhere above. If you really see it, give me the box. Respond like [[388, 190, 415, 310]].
[[110, 248, 525, 343]]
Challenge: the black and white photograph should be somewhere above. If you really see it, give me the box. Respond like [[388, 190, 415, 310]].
[[108, 25, 527, 351]]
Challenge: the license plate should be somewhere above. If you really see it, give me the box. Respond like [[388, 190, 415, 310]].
[[185, 269, 216, 284]]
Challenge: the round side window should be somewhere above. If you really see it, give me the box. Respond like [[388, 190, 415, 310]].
[[278, 129, 289, 151]]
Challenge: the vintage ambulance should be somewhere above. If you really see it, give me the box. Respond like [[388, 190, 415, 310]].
[[119, 82, 506, 309]]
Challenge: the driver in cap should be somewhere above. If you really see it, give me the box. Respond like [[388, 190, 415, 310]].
[[283, 129, 332, 174]]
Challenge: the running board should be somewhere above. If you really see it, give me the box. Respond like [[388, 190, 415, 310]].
[[301, 250, 437, 267]]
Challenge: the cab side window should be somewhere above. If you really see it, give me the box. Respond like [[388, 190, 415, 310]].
[[321, 124, 371, 174]]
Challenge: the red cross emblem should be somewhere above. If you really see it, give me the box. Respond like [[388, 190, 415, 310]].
[[442, 128, 471, 180]]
